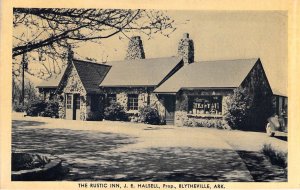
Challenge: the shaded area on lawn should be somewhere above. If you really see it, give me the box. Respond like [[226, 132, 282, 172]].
[[12, 122, 252, 181], [94, 147, 253, 182], [12, 120, 286, 182], [12, 123, 137, 181], [237, 151, 287, 182]]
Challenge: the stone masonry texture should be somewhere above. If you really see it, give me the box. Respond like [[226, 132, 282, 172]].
[[125, 36, 145, 60], [178, 33, 194, 64]]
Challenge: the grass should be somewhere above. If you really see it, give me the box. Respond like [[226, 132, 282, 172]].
[[261, 144, 287, 169]]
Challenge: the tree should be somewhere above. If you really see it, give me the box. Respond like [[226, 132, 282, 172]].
[[13, 8, 176, 79], [12, 76, 39, 110]]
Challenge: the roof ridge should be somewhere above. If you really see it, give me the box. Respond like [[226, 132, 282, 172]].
[[105, 56, 181, 64], [73, 58, 112, 67], [193, 58, 259, 63]]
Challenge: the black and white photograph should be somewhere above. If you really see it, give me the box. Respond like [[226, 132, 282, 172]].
[[2, 1, 297, 188]]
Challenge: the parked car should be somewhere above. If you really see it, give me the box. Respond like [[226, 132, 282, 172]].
[[266, 114, 288, 137]]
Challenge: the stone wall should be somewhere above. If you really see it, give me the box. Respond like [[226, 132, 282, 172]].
[[175, 111, 188, 126], [150, 94, 166, 122], [103, 87, 166, 121], [58, 94, 65, 119], [104, 87, 154, 112], [138, 93, 148, 108], [222, 96, 230, 115], [80, 96, 88, 120], [116, 92, 128, 110]]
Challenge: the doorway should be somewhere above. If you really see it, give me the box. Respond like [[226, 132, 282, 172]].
[[164, 95, 176, 125], [65, 93, 81, 120]]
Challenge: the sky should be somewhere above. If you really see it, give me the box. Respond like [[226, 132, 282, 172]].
[[26, 10, 287, 95], [74, 10, 287, 95]]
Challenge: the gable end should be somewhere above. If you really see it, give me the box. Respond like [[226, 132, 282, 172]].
[[56, 62, 87, 95], [240, 58, 272, 95]]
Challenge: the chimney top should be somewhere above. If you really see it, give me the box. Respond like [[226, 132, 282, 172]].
[[131, 36, 141, 40], [183, 33, 189, 38]]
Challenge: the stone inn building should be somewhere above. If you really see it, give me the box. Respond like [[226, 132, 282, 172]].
[[37, 33, 274, 128]]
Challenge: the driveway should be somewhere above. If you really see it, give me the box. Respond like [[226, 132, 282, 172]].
[[11, 114, 287, 181]]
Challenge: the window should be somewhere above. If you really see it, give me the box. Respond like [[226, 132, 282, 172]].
[[107, 94, 117, 106], [188, 96, 222, 115], [66, 94, 72, 109], [128, 94, 138, 110]]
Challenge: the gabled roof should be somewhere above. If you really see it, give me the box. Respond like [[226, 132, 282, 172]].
[[154, 58, 259, 93], [36, 67, 66, 88], [100, 57, 182, 87], [72, 59, 111, 93]]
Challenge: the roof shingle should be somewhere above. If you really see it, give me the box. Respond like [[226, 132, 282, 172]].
[[100, 57, 182, 87], [36, 67, 66, 88], [154, 58, 259, 93], [72, 59, 111, 93]]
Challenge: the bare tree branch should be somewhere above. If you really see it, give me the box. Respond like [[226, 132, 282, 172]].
[[13, 8, 176, 79]]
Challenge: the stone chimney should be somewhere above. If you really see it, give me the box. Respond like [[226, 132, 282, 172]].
[[67, 45, 74, 64], [125, 36, 145, 60], [178, 33, 194, 65]]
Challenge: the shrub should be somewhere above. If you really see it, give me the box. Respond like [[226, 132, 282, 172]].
[[13, 104, 26, 112], [225, 87, 274, 131], [261, 144, 287, 169], [224, 88, 252, 130], [87, 111, 103, 121], [104, 102, 128, 121], [128, 113, 141, 123], [25, 100, 47, 116], [25, 99, 60, 118], [139, 105, 160, 125], [183, 117, 227, 129], [41, 100, 59, 118]]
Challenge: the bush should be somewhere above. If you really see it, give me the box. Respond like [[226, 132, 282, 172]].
[[139, 106, 160, 125], [183, 117, 227, 129], [224, 88, 252, 130], [24, 99, 59, 118], [13, 104, 26, 112], [87, 111, 103, 121], [224, 87, 274, 131], [25, 100, 47, 116], [41, 100, 59, 118], [104, 102, 128, 121], [261, 144, 287, 169]]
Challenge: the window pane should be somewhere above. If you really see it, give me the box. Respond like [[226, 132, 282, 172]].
[[128, 94, 138, 110], [66, 94, 72, 109]]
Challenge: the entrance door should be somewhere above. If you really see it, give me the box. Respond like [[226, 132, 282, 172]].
[[73, 94, 81, 120], [65, 94, 80, 120], [164, 95, 176, 125], [65, 94, 73, 120]]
